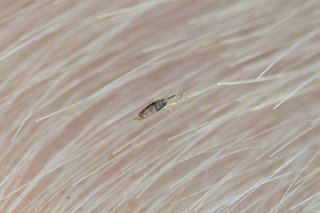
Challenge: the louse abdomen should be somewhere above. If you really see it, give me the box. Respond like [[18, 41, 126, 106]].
[[138, 99, 167, 119], [153, 99, 167, 111]]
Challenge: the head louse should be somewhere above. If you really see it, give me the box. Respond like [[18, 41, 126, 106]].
[[135, 93, 184, 120]]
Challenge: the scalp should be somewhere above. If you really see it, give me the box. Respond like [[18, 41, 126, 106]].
[[1, 0, 320, 212]]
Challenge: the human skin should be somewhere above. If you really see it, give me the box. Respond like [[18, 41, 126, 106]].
[[0, 0, 320, 212]]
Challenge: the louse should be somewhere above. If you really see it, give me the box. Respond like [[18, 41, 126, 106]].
[[135, 93, 184, 120]]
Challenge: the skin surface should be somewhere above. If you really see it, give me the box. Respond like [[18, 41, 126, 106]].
[[0, 0, 320, 212]]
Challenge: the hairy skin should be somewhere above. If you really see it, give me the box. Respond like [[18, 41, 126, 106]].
[[0, 0, 320, 212]]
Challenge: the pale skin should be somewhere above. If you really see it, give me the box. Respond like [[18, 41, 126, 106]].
[[1, 1, 320, 212]]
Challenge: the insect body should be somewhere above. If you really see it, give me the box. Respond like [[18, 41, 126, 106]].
[[135, 93, 184, 120], [137, 99, 167, 119]]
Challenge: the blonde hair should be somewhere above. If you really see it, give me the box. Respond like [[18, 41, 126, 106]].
[[1, 1, 320, 212]]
